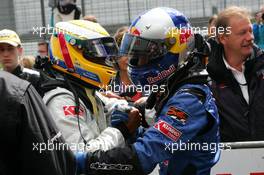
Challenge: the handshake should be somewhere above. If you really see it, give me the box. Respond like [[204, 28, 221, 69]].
[[111, 102, 147, 134], [96, 91, 149, 134]]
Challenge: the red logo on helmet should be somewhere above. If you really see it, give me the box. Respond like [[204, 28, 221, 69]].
[[130, 27, 141, 36], [179, 29, 192, 44]]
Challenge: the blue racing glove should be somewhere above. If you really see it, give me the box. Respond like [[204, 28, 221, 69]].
[[111, 109, 129, 127], [111, 103, 133, 127]]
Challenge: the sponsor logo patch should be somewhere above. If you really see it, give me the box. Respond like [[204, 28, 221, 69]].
[[166, 106, 188, 124], [63, 106, 84, 117], [154, 120, 182, 142], [147, 65, 176, 84], [90, 162, 133, 171]]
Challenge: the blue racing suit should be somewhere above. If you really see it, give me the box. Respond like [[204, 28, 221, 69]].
[[76, 83, 220, 175], [134, 84, 220, 175]]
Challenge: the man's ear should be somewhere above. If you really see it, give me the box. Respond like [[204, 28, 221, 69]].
[[218, 34, 227, 45], [17, 46, 23, 57]]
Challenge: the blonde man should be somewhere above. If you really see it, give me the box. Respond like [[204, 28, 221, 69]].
[[207, 6, 264, 142]]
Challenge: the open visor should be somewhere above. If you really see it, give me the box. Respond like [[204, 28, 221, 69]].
[[82, 37, 118, 67], [119, 33, 168, 66]]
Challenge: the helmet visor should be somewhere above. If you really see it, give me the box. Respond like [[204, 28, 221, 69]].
[[119, 33, 168, 66], [82, 37, 118, 67]]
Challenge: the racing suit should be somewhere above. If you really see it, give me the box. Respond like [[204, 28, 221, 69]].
[[0, 71, 75, 175], [76, 83, 220, 175], [43, 85, 127, 152]]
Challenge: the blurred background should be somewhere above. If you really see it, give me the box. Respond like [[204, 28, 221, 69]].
[[0, 0, 263, 55]]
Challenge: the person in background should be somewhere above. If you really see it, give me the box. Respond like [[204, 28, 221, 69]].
[[252, 6, 264, 49], [100, 26, 154, 132], [83, 15, 97, 23], [109, 26, 145, 102], [207, 14, 218, 38], [0, 29, 41, 90], [37, 40, 49, 58], [207, 6, 264, 142], [20, 55, 35, 69], [49, 0, 81, 27]]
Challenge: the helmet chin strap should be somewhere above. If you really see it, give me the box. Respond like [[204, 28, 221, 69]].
[[64, 76, 87, 145], [84, 88, 99, 120]]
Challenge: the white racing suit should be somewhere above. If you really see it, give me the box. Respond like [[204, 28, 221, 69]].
[[43, 87, 125, 152]]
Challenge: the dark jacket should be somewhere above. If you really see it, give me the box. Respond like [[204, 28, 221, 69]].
[[11, 65, 50, 96], [0, 71, 75, 175], [12, 65, 40, 89], [207, 43, 264, 142]]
